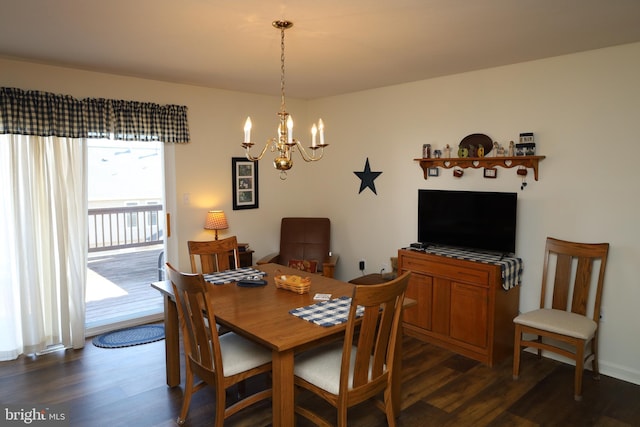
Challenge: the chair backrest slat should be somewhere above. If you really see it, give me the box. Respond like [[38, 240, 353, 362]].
[[571, 256, 595, 315], [353, 309, 378, 386], [551, 253, 572, 310]]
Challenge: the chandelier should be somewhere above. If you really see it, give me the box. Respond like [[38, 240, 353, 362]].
[[242, 20, 328, 180]]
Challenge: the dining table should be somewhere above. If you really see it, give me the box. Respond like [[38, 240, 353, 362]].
[[151, 262, 411, 427]]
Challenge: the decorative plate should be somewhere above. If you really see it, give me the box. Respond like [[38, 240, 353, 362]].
[[459, 133, 493, 157]]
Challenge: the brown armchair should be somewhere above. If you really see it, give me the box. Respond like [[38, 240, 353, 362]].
[[257, 217, 339, 278]]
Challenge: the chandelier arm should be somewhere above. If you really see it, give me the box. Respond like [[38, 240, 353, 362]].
[[294, 140, 325, 162], [243, 140, 272, 161]]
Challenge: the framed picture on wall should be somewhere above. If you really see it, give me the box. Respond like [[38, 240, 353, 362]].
[[232, 157, 259, 210], [483, 167, 498, 179]]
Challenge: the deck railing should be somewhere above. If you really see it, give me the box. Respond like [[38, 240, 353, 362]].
[[88, 205, 164, 252]]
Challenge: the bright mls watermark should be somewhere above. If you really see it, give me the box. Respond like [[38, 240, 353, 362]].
[[1, 405, 69, 426]]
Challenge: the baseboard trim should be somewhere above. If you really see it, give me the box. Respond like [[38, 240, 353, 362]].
[[523, 348, 640, 386]]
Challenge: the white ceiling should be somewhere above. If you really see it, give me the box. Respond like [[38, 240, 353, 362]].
[[2, 0, 640, 99]]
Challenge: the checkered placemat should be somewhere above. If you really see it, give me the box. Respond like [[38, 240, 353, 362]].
[[290, 296, 364, 327], [203, 267, 266, 285], [413, 246, 523, 291]]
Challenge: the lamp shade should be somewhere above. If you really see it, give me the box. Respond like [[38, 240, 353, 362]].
[[204, 210, 228, 231]]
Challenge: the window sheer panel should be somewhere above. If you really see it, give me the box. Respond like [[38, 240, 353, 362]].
[[45, 136, 87, 349], [0, 140, 22, 360], [14, 135, 47, 355], [0, 135, 87, 360]]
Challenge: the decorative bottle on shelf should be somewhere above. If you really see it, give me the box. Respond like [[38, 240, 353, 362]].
[[422, 144, 431, 158]]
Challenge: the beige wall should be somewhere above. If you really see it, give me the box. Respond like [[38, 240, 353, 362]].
[[2, 41, 639, 384], [309, 42, 640, 385]]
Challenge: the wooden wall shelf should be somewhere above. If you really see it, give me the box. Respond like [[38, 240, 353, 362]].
[[415, 155, 545, 180]]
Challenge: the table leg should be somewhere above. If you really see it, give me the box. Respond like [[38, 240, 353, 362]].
[[163, 294, 180, 387], [272, 349, 295, 427]]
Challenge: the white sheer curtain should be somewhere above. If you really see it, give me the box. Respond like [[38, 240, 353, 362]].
[[0, 134, 87, 360]]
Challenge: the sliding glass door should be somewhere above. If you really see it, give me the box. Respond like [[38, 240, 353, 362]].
[[85, 139, 166, 335]]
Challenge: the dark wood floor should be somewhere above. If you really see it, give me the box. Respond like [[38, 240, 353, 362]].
[[1, 333, 638, 427]]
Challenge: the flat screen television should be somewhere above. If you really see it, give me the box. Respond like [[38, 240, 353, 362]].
[[418, 189, 518, 254]]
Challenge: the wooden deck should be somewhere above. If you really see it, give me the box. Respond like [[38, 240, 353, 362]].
[[86, 245, 164, 333]]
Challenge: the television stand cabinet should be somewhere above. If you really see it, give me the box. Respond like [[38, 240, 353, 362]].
[[398, 248, 521, 367]]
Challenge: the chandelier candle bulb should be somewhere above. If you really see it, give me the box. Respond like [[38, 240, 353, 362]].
[[319, 119, 325, 145], [287, 116, 294, 144], [244, 117, 252, 143], [311, 124, 317, 147]]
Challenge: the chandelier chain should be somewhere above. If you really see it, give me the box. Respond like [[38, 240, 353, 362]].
[[280, 25, 286, 113]]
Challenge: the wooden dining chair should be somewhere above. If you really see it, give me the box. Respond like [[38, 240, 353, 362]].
[[165, 263, 272, 426], [293, 271, 411, 427], [513, 237, 609, 401], [188, 236, 242, 335], [188, 236, 240, 274]]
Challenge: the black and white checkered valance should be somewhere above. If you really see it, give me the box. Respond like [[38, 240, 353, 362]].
[[0, 87, 190, 143]]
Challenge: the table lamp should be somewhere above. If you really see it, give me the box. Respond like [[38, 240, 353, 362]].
[[204, 210, 228, 240]]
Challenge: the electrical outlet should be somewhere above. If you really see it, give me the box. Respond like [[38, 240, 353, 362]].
[[359, 260, 365, 271], [380, 263, 389, 274], [600, 307, 605, 322]]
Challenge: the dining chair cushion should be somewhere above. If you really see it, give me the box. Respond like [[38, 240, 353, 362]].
[[294, 342, 377, 395], [514, 308, 597, 340], [219, 332, 272, 377]]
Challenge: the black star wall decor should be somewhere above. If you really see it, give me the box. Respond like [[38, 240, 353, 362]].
[[354, 158, 382, 195]]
